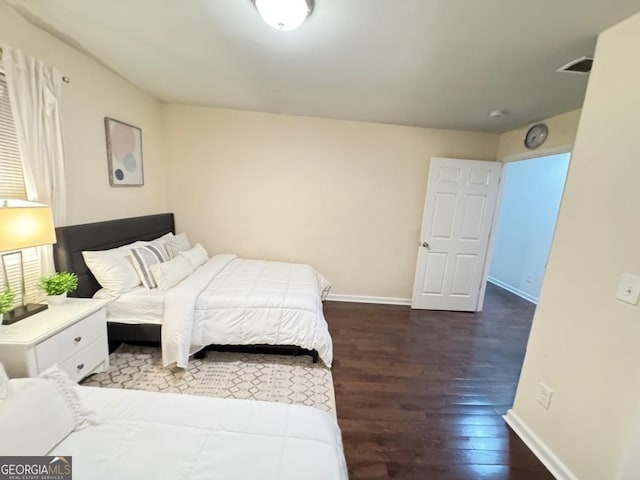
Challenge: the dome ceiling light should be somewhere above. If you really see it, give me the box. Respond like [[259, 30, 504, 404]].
[[252, 0, 314, 31]]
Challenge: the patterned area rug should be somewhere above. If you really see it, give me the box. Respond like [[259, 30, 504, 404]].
[[82, 345, 336, 418]]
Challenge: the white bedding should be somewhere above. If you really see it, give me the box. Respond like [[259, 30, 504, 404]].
[[162, 255, 333, 369], [95, 286, 164, 325], [48, 385, 348, 480]]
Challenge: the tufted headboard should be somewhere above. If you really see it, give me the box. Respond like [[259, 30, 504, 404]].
[[52, 213, 175, 298]]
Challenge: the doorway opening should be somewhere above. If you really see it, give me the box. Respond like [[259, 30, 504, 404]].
[[486, 152, 571, 305]]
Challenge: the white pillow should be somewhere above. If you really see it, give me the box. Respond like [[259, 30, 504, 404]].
[[150, 256, 194, 291], [0, 377, 75, 455], [0, 366, 94, 455], [156, 232, 174, 242], [82, 242, 145, 295], [0, 362, 9, 400], [39, 366, 95, 429], [165, 232, 192, 258], [130, 244, 169, 289], [179, 244, 208, 270]]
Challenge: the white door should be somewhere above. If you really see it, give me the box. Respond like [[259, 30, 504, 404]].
[[411, 158, 502, 311]]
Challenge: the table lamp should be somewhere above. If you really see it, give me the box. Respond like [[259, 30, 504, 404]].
[[0, 200, 57, 324]]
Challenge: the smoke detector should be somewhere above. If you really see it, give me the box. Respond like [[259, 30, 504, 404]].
[[557, 56, 593, 75], [488, 109, 507, 119]]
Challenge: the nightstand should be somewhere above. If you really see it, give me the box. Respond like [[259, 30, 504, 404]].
[[0, 298, 109, 381]]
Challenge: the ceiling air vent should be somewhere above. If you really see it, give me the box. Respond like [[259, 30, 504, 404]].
[[557, 56, 593, 74]]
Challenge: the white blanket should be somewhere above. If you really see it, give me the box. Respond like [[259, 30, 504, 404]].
[[50, 386, 348, 480], [162, 255, 333, 369]]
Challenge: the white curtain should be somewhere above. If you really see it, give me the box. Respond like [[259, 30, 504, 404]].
[[2, 45, 67, 274]]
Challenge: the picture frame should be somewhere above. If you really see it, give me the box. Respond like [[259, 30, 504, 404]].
[[104, 117, 144, 186]]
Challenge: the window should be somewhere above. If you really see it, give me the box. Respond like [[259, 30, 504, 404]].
[[0, 72, 42, 306], [0, 73, 26, 199]]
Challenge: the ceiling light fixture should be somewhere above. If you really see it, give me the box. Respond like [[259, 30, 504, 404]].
[[252, 0, 314, 31]]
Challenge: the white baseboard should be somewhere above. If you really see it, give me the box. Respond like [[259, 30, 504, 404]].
[[325, 293, 411, 306], [503, 409, 577, 480], [487, 277, 538, 304]]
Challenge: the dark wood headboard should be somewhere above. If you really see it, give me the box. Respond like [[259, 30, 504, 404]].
[[53, 213, 175, 298]]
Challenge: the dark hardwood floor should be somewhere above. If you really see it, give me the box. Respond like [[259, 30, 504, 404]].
[[326, 283, 554, 480]]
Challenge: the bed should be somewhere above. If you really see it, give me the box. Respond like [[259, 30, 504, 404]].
[[1, 369, 348, 480], [52, 214, 333, 368]]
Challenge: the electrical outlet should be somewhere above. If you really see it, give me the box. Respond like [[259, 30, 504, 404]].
[[525, 273, 533, 284], [536, 383, 553, 410], [616, 274, 640, 306]]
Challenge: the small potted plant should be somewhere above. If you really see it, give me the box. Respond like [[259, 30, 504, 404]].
[[0, 287, 15, 323], [38, 272, 78, 306]]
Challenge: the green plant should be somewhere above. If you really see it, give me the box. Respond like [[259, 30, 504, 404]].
[[38, 272, 78, 296], [0, 287, 15, 314]]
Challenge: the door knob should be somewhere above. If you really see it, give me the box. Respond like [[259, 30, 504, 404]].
[[422, 241, 430, 249]]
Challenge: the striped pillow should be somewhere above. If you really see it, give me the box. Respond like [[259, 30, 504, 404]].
[[130, 245, 168, 289]]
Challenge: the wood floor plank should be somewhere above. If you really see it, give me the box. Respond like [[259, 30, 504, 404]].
[[327, 283, 554, 479]]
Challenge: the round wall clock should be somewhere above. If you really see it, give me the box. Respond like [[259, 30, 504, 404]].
[[524, 123, 549, 150]]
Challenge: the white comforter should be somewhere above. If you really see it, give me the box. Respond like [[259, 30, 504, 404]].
[[50, 386, 348, 480], [162, 255, 333, 369]]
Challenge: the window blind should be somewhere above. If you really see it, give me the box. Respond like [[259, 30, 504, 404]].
[[0, 72, 42, 306], [0, 73, 27, 199]]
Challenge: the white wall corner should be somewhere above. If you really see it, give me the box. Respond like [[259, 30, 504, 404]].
[[325, 293, 411, 306], [503, 409, 578, 480]]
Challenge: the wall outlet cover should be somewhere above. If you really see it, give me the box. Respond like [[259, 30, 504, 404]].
[[536, 382, 553, 410], [616, 274, 640, 306]]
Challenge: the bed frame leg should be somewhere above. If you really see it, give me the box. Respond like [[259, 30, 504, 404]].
[[194, 349, 206, 360], [312, 350, 319, 364]]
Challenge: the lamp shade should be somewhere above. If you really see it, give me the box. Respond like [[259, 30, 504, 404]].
[[0, 200, 57, 252], [254, 0, 313, 31]]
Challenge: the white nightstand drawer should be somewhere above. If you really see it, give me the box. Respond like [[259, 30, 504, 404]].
[[58, 335, 108, 382], [35, 308, 107, 370]]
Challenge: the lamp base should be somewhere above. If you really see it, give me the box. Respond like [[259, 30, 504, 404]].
[[2, 304, 48, 325]]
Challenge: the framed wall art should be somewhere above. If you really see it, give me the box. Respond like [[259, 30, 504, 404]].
[[104, 117, 144, 186]]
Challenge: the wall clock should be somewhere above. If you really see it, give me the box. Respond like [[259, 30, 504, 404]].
[[524, 123, 549, 150]]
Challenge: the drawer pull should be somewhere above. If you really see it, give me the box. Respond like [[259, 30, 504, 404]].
[[77, 363, 85, 370], [74, 336, 82, 343]]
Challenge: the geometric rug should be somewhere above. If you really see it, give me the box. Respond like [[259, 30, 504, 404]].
[[81, 344, 336, 419]]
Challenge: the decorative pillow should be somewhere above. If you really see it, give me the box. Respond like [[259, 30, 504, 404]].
[[82, 242, 145, 295], [150, 256, 194, 291], [130, 244, 169, 289], [39, 367, 96, 430], [179, 244, 209, 270], [155, 232, 174, 242], [165, 232, 192, 259], [0, 377, 75, 455], [148, 239, 170, 259]]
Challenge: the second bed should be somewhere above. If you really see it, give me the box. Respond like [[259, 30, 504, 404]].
[[53, 214, 333, 369]]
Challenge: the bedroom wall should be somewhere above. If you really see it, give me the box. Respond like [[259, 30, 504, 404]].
[[0, 1, 168, 226], [162, 105, 498, 299], [506, 11, 640, 479], [496, 108, 581, 161]]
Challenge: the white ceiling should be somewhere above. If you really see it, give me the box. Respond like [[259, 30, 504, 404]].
[[7, 0, 640, 132]]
